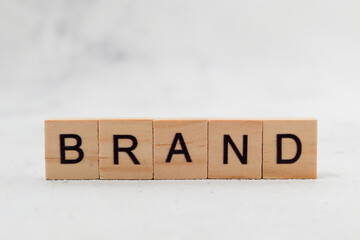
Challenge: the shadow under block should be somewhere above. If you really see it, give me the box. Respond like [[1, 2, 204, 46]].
[[45, 119, 99, 180], [262, 119, 317, 179], [99, 119, 153, 179], [208, 119, 262, 179], [154, 119, 208, 179]]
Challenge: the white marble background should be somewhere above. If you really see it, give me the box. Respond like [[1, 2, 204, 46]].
[[0, 0, 359, 239]]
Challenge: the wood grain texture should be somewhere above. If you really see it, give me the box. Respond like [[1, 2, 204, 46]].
[[208, 119, 262, 179], [262, 118, 317, 179], [45, 119, 99, 180], [154, 119, 207, 179], [99, 119, 153, 179]]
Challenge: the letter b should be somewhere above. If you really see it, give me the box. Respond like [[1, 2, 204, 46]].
[[60, 134, 84, 164]]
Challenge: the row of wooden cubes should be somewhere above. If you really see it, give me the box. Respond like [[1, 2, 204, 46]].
[[45, 118, 317, 180]]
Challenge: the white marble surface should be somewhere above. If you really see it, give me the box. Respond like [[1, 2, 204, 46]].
[[1, 0, 360, 239]]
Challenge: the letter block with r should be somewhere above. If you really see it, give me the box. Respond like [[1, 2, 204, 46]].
[[99, 119, 153, 179]]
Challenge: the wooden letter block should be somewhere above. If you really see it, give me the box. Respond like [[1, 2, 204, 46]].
[[263, 118, 317, 179], [45, 119, 99, 179], [99, 119, 153, 179], [208, 119, 262, 179], [154, 119, 207, 179]]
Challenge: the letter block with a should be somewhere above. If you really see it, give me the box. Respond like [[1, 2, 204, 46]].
[[44, 119, 99, 179], [99, 119, 153, 179], [154, 119, 207, 179], [262, 118, 317, 179], [208, 119, 262, 179]]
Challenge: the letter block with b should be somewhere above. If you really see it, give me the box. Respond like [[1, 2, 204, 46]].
[[154, 119, 207, 179], [99, 119, 153, 179], [45, 119, 99, 179], [262, 118, 317, 179]]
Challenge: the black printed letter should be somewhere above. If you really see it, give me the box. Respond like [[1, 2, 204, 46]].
[[165, 133, 192, 163], [60, 134, 84, 164], [223, 135, 248, 164], [113, 135, 140, 165], [277, 134, 302, 164]]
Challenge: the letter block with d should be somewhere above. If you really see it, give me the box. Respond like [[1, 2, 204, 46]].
[[45, 120, 99, 179], [263, 119, 317, 179], [154, 119, 207, 179], [99, 119, 153, 179]]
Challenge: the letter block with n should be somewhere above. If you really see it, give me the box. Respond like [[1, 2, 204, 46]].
[[208, 119, 262, 179], [99, 119, 153, 179], [45, 119, 99, 179], [262, 118, 317, 179]]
